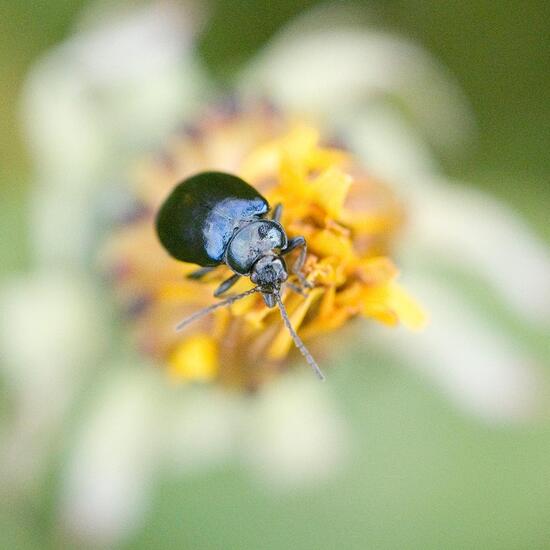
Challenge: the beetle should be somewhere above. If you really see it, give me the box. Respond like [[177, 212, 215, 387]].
[[155, 171, 324, 380]]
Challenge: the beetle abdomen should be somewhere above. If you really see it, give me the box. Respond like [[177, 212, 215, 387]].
[[155, 172, 269, 266]]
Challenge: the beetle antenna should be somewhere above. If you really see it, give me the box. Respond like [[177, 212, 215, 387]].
[[176, 287, 260, 331], [273, 290, 325, 381]]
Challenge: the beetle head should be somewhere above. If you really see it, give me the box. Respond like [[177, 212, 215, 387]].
[[250, 255, 288, 307]]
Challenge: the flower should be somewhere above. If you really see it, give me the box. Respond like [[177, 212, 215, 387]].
[[102, 102, 426, 388], [3, 1, 550, 547]]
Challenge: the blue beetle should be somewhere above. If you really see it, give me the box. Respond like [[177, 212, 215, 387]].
[[155, 171, 324, 379]]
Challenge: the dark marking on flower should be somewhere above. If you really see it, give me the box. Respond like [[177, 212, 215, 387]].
[[218, 95, 240, 116], [181, 122, 203, 141], [258, 96, 280, 117], [124, 295, 152, 318], [156, 149, 176, 172], [106, 260, 133, 283]]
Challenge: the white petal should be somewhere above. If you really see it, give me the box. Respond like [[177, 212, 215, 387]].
[[346, 110, 550, 323], [21, 1, 209, 266], [59, 367, 165, 546], [342, 104, 442, 185], [372, 275, 544, 423], [241, 374, 349, 487], [0, 270, 105, 378], [404, 181, 550, 323], [21, 0, 208, 181], [240, 15, 472, 153], [0, 270, 107, 488], [22, 53, 206, 181], [163, 387, 245, 473]]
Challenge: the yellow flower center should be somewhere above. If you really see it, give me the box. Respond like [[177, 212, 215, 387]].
[[103, 107, 427, 388]]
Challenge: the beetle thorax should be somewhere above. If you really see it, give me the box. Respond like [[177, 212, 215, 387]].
[[225, 219, 287, 275]]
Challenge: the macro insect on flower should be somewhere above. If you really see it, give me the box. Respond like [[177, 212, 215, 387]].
[[103, 101, 427, 388], [156, 170, 325, 379]]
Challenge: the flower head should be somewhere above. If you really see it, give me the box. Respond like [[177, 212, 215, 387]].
[[102, 101, 426, 388]]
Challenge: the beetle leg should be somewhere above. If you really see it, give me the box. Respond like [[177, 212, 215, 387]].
[[286, 281, 309, 297], [282, 236, 313, 289], [187, 266, 217, 280], [271, 203, 283, 222], [214, 273, 241, 297]]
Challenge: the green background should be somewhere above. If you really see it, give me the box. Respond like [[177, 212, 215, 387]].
[[1, 1, 550, 549]]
